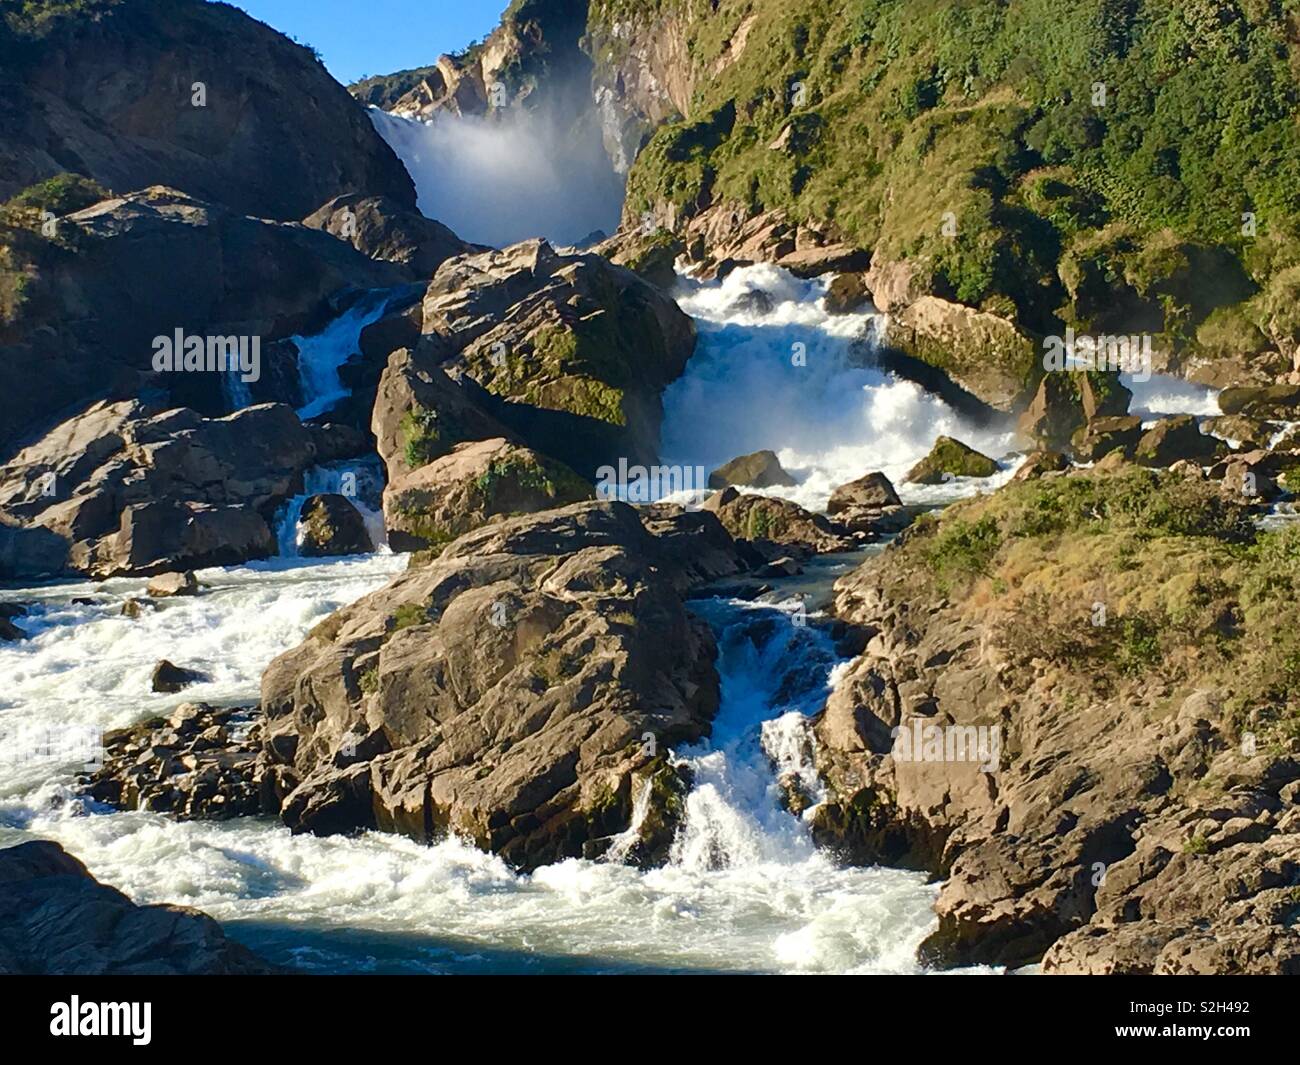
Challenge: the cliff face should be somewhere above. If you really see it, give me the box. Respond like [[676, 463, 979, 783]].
[[0, 0, 415, 219]]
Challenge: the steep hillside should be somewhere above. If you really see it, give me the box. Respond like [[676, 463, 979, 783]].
[[0, 0, 415, 218]]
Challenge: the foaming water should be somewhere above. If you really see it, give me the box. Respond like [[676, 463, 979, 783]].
[[0, 553, 955, 974], [1124, 372, 1220, 420], [369, 108, 623, 248], [295, 291, 394, 420], [661, 265, 1020, 511]]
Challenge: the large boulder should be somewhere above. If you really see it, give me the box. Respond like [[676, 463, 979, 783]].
[[905, 436, 999, 484], [0, 840, 273, 974], [259, 501, 729, 871], [1070, 415, 1144, 463], [887, 296, 1039, 413], [707, 449, 796, 490], [827, 471, 902, 513], [1218, 384, 1300, 419], [420, 239, 696, 478], [0, 400, 321, 576], [370, 347, 517, 483], [702, 487, 853, 558], [0, 0, 414, 218], [1018, 372, 1133, 451], [383, 438, 593, 553]]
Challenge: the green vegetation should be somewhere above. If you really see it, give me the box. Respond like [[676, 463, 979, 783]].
[[472, 451, 592, 508], [390, 603, 431, 630], [899, 467, 1300, 747], [358, 666, 380, 694], [401, 405, 454, 469], [613, 0, 1300, 354]]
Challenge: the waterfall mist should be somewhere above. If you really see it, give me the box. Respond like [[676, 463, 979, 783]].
[[370, 106, 625, 249]]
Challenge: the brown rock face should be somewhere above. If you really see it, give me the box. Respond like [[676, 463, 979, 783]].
[[1134, 415, 1224, 467], [419, 239, 696, 479], [259, 501, 738, 871], [303, 194, 479, 281], [0, 400, 323, 577], [811, 470, 1300, 973], [708, 450, 797, 490], [702, 488, 854, 559], [0, 0, 414, 218], [383, 437, 593, 553], [0, 840, 274, 974]]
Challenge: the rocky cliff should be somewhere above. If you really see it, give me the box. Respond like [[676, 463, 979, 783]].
[[0, 0, 415, 218], [811, 460, 1300, 973]]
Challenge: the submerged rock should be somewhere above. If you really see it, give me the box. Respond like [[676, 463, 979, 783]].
[[150, 659, 205, 694]]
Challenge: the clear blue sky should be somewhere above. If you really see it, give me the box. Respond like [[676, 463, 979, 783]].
[[228, 0, 507, 85]]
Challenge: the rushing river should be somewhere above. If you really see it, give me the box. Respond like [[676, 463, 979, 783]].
[[0, 261, 1214, 974]]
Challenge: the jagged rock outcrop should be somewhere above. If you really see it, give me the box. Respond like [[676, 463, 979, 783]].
[[0, 399, 325, 577], [258, 501, 741, 871], [811, 466, 1300, 973], [419, 239, 696, 478], [0, 839, 274, 974], [1, 186, 404, 455], [0, 0, 414, 218]]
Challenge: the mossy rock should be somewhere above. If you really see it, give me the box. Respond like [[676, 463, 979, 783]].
[[906, 436, 998, 484]]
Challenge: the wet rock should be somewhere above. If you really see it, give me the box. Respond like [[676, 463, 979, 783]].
[[82, 704, 267, 821], [146, 571, 199, 598], [0, 617, 26, 642], [298, 494, 374, 558], [151, 660, 206, 694], [905, 436, 998, 484], [0, 840, 275, 974], [708, 450, 797, 490], [1134, 415, 1224, 467], [259, 501, 725, 871], [824, 272, 870, 315], [828, 472, 901, 513]]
